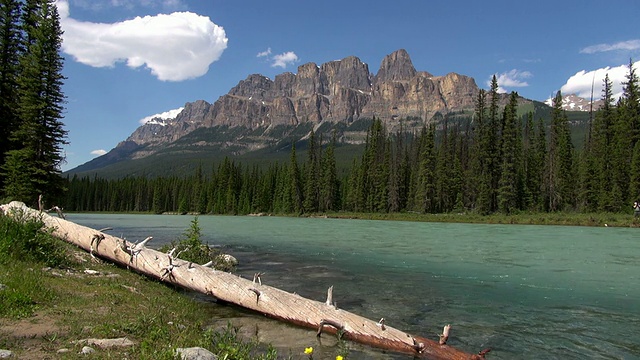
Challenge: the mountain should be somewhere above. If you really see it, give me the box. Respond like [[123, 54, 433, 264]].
[[544, 93, 603, 112], [68, 49, 574, 178]]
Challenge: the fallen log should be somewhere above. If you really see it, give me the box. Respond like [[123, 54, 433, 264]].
[[1, 201, 482, 359]]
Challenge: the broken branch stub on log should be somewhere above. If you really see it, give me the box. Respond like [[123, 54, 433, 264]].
[[0, 201, 478, 360]]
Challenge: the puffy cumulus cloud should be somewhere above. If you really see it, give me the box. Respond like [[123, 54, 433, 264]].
[[56, 0, 228, 81], [139, 107, 184, 125], [90, 149, 107, 156], [487, 69, 532, 93], [271, 51, 298, 68], [559, 61, 640, 100], [580, 39, 640, 54]]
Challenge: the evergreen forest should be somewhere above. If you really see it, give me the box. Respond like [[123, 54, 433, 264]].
[[61, 70, 640, 216], [0, 0, 67, 207]]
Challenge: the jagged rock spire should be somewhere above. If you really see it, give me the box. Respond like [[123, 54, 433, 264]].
[[375, 49, 418, 82]]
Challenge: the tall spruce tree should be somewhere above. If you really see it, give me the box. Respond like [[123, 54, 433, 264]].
[[487, 75, 501, 212], [473, 88, 492, 214], [303, 130, 319, 213], [2, 0, 67, 205], [498, 92, 520, 213], [547, 91, 574, 211], [288, 142, 303, 214], [591, 74, 616, 210], [0, 0, 22, 191], [319, 132, 338, 212], [621, 59, 640, 204], [414, 124, 436, 213]]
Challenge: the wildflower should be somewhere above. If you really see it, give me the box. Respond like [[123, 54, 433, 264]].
[[304, 347, 314, 355], [336, 356, 344, 360]]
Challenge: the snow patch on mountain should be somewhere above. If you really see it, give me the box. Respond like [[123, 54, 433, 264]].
[[138, 107, 184, 126], [544, 94, 602, 112]]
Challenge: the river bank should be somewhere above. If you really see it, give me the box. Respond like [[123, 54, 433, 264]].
[[321, 211, 640, 227], [0, 215, 291, 360]]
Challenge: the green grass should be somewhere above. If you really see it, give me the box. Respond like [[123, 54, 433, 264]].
[[0, 214, 287, 360]]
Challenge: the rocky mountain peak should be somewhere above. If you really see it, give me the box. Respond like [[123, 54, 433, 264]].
[[375, 49, 420, 82], [229, 74, 273, 99], [83, 49, 488, 172]]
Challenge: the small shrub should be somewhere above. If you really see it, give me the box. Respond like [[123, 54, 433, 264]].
[[160, 217, 235, 271]]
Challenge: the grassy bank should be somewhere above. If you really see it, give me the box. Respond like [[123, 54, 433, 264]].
[[323, 211, 640, 227], [0, 214, 283, 359]]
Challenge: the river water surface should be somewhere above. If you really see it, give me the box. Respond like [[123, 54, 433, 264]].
[[67, 214, 640, 359]]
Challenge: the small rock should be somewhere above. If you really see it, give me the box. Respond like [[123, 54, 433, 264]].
[[218, 254, 238, 266], [83, 269, 100, 275], [56, 348, 70, 354], [80, 346, 94, 355], [74, 337, 135, 348], [0, 349, 13, 358], [176, 347, 217, 360], [0, 284, 7, 291]]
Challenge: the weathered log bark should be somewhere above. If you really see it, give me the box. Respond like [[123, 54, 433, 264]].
[[0, 202, 481, 360]]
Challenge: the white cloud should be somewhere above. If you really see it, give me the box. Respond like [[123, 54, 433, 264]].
[[488, 69, 532, 93], [139, 107, 184, 125], [580, 39, 640, 54], [257, 48, 271, 58], [559, 61, 640, 101], [91, 149, 107, 156], [271, 51, 298, 68], [56, 0, 228, 81]]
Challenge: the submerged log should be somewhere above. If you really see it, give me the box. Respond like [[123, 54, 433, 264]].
[[1, 202, 478, 359]]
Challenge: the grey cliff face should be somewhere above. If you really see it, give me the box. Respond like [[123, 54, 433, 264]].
[[118, 49, 481, 157], [374, 48, 421, 83]]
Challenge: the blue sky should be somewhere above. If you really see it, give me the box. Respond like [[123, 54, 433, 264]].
[[56, 0, 640, 171]]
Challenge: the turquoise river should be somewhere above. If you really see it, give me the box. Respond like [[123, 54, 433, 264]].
[[68, 214, 640, 359]]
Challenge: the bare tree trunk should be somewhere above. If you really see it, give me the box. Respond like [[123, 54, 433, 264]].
[[1, 202, 483, 359]]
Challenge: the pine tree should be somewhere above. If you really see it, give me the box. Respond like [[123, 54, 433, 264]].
[[621, 59, 640, 204], [498, 92, 520, 213], [303, 130, 319, 213], [487, 75, 501, 212], [289, 142, 303, 214], [591, 74, 615, 210], [2, 0, 67, 205], [319, 132, 339, 212], [473, 88, 492, 214], [547, 91, 574, 211], [414, 124, 436, 213], [0, 0, 23, 190], [621, 59, 640, 145]]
